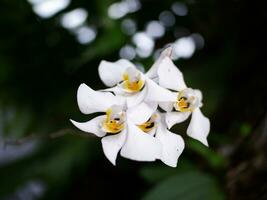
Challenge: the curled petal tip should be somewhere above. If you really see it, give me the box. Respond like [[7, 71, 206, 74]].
[[77, 83, 89, 94], [79, 83, 86, 87], [166, 124, 172, 130], [203, 139, 209, 147], [107, 158, 116, 166], [69, 119, 77, 126], [161, 46, 173, 58], [198, 138, 209, 147], [166, 47, 173, 57], [169, 164, 177, 168]]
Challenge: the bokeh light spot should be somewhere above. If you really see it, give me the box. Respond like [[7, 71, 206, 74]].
[[119, 45, 136, 60], [28, 0, 71, 18], [173, 37, 196, 60], [145, 21, 165, 39], [132, 32, 154, 58], [171, 2, 188, 16], [121, 19, 137, 35], [60, 8, 88, 29], [159, 11, 176, 27], [75, 26, 97, 44]]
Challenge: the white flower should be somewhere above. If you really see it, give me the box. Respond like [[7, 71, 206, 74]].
[[70, 83, 162, 165], [151, 47, 210, 146], [70, 46, 210, 167], [130, 108, 185, 167], [98, 59, 176, 107]]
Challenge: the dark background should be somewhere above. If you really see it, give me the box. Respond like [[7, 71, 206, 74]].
[[0, 0, 266, 199]]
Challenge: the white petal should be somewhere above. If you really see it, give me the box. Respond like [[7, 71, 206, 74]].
[[165, 111, 191, 129], [156, 124, 185, 167], [159, 102, 174, 112], [187, 108, 210, 146], [127, 102, 157, 124], [146, 47, 173, 79], [77, 83, 125, 114], [147, 127, 157, 136], [151, 76, 159, 83], [145, 101, 158, 111], [145, 78, 177, 102], [120, 121, 162, 161], [70, 116, 106, 137], [101, 129, 127, 165], [157, 57, 187, 91], [99, 86, 122, 94], [126, 85, 148, 107], [98, 59, 136, 87], [194, 89, 203, 103]]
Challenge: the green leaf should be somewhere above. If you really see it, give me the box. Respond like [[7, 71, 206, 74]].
[[240, 123, 252, 137], [187, 138, 228, 169], [139, 159, 195, 184], [0, 103, 33, 138], [142, 171, 225, 200]]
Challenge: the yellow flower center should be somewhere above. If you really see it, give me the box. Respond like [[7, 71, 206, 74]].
[[138, 114, 157, 133], [122, 73, 144, 93], [175, 91, 196, 112], [102, 109, 125, 134], [177, 97, 191, 112], [174, 88, 201, 112]]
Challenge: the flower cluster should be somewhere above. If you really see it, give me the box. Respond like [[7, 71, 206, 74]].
[[70, 47, 210, 167]]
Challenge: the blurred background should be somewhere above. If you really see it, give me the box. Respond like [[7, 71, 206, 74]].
[[0, 0, 266, 199]]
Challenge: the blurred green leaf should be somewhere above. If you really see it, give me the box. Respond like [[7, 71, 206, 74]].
[[0, 103, 33, 138], [187, 138, 228, 169], [240, 123, 252, 137], [0, 134, 96, 198], [140, 160, 195, 184], [140, 165, 179, 184], [142, 171, 225, 200]]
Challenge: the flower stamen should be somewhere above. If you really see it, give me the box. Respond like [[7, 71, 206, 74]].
[[138, 114, 157, 133], [177, 97, 190, 110], [102, 107, 125, 134], [120, 68, 145, 93], [174, 89, 199, 112]]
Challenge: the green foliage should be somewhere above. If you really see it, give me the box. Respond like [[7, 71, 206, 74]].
[[240, 123, 252, 137], [187, 138, 228, 169], [140, 160, 195, 183], [143, 171, 225, 200]]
